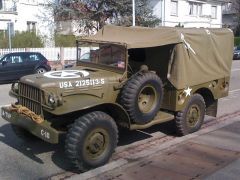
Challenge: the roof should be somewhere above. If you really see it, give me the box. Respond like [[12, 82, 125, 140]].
[[81, 25, 233, 49]]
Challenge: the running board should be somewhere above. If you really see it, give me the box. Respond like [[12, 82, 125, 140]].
[[130, 111, 175, 130]]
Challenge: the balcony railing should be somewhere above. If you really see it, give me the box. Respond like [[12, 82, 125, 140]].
[[0, 1, 17, 13], [0, 7, 17, 13]]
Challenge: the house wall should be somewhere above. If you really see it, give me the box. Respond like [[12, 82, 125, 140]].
[[0, 0, 54, 46], [152, 0, 223, 28]]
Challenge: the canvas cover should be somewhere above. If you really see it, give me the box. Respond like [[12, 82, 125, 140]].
[[82, 25, 234, 89]]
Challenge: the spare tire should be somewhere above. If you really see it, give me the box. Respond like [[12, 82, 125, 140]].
[[120, 72, 163, 124]]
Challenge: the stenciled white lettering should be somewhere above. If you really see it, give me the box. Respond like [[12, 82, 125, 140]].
[[59, 79, 105, 89]]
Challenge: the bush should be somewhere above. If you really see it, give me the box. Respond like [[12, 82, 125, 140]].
[[0, 31, 9, 48], [234, 37, 240, 46], [0, 31, 44, 48], [55, 34, 76, 47], [12, 31, 44, 48]]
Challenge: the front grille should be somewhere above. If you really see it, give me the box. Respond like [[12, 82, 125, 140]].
[[18, 83, 42, 115]]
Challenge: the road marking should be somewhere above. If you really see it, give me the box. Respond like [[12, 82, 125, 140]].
[[229, 89, 240, 93], [0, 104, 10, 108], [232, 68, 240, 72]]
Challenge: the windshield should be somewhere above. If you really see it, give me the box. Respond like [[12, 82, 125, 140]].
[[77, 41, 126, 70]]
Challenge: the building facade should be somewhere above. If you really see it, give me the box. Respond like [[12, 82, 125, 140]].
[[152, 0, 225, 28], [0, 0, 54, 46], [222, 0, 239, 33]]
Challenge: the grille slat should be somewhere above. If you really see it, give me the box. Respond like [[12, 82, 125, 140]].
[[18, 83, 42, 116]]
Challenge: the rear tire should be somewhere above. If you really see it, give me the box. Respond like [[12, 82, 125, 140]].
[[65, 111, 118, 172], [175, 94, 206, 136], [35, 68, 47, 74]]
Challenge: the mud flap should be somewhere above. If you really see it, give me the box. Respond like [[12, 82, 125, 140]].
[[206, 99, 218, 117]]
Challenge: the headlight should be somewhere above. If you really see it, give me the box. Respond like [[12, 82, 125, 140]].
[[48, 95, 56, 105], [11, 82, 19, 93], [47, 93, 63, 107]]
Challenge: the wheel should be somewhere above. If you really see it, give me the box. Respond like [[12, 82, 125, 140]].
[[11, 125, 38, 141], [65, 111, 118, 172], [175, 94, 206, 136], [35, 68, 47, 74], [120, 72, 163, 124]]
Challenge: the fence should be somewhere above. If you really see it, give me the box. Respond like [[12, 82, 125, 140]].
[[0, 47, 77, 61]]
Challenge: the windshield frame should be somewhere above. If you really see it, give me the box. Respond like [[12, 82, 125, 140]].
[[76, 40, 127, 73]]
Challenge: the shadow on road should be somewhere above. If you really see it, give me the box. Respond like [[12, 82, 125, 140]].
[[118, 120, 176, 146], [0, 120, 176, 172], [0, 123, 72, 170]]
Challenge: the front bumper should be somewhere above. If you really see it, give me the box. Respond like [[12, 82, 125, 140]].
[[1, 106, 59, 144]]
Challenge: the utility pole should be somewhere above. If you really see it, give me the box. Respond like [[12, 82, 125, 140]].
[[132, 0, 135, 26]]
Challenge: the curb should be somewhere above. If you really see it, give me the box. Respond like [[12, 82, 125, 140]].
[[69, 115, 240, 180]]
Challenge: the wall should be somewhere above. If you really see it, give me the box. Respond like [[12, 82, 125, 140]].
[[152, 0, 223, 28], [0, 0, 54, 47]]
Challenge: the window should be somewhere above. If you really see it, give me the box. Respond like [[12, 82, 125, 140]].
[[211, 6, 217, 19], [27, 21, 37, 32], [29, 54, 40, 61], [3, 55, 23, 64], [171, 0, 178, 16], [189, 2, 202, 16], [0, 0, 2, 10]]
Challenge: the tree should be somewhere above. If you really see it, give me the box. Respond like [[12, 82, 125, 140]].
[[230, 0, 240, 36], [234, 1, 240, 36], [54, 0, 160, 35]]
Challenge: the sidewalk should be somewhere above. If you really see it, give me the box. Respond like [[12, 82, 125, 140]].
[[70, 116, 240, 180]]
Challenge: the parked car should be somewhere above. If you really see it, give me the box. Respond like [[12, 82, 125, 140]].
[[233, 46, 240, 60], [0, 52, 51, 84]]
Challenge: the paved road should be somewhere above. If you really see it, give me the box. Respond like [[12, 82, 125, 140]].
[[0, 61, 239, 179]]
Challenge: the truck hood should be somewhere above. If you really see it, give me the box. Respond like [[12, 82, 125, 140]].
[[20, 68, 121, 89]]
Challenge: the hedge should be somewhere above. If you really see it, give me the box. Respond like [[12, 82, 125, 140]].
[[235, 37, 240, 46]]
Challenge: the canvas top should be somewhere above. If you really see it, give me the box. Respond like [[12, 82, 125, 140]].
[[82, 25, 232, 49], [82, 25, 234, 89]]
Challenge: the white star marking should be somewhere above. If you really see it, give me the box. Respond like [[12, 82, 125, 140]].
[[184, 87, 192, 97], [60, 71, 79, 78], [44, 70, 90, 79]]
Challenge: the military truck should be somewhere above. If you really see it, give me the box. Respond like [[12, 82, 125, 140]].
[[1, 25, 233, 171]]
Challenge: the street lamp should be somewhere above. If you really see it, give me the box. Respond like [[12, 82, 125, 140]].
[[7, 22, 12, 50], [132, 0, 135, 26]]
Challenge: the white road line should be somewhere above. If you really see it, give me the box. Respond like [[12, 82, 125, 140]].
[[232, 68, 240, 72], [0, 104, 10, 108], [229, 89, 240, 93]]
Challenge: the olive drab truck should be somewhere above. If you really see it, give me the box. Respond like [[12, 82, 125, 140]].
[[1, 25, 234, 171]]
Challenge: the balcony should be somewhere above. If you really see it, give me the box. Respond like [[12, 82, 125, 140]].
[[0, 1, 17, 15]]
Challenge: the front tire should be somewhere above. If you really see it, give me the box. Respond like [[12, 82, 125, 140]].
[[175, 94, 206, 136], [65, 111, 118, 172]]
